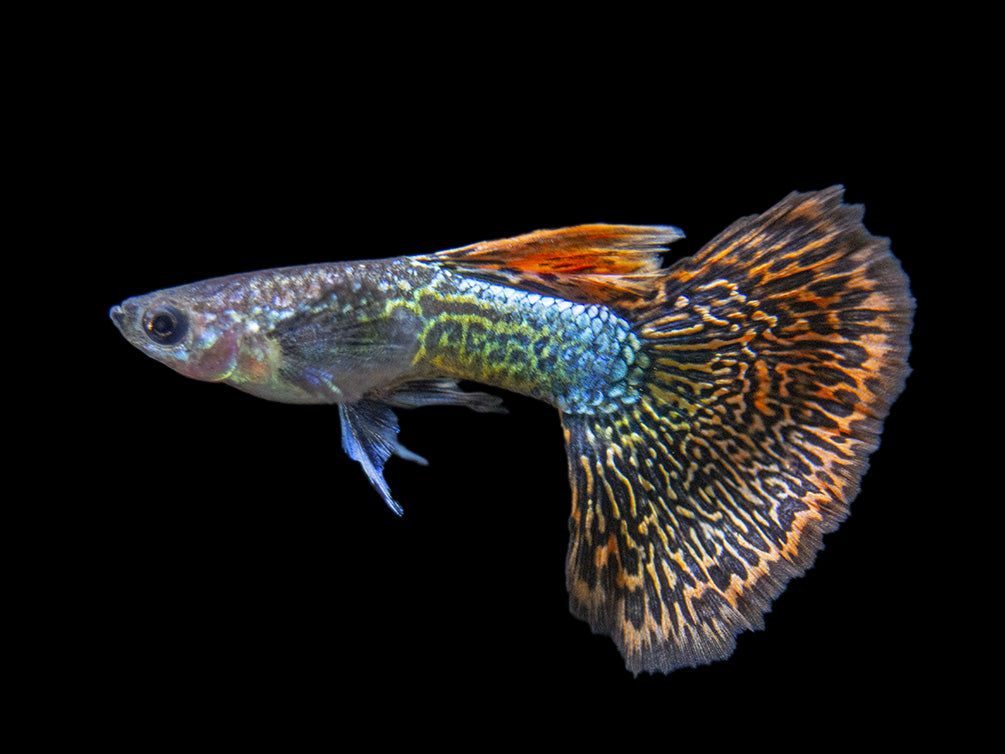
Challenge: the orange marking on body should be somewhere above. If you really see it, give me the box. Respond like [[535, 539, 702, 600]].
[[237, 349, 271, 382], [595, 533, 619, 570], [752, 359, 773, 415]]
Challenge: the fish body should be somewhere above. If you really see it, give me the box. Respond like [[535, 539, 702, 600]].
[[109, 240, 660, 410], [111, 187, 914, 674]]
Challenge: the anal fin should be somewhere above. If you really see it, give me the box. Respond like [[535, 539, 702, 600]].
[[341, 380, 505, 515], [381, 378, 506, 414]]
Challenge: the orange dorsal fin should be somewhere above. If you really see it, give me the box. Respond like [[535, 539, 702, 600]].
[[417, 224, 683, 305]]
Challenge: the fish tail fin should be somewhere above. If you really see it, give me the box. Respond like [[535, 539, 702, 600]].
[[561, 186, 913, 673]]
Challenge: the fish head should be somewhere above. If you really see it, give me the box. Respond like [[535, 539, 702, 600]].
[[109, 262, 423, 404], [109, 288, 247, 384]]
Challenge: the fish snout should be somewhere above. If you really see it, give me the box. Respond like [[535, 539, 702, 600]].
[[109, 304, 126, 332], [109, 300, 141, 338]]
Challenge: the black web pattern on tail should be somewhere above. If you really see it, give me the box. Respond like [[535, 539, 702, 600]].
[[562, 188, 913, 674]]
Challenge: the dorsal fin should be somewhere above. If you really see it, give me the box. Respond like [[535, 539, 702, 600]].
[[416, 224, 683, 305]]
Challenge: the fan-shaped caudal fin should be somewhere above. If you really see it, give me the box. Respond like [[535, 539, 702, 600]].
[[562, 187, 913, 673]]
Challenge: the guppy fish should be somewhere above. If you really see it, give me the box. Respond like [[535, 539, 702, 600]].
[[110, 187, 913, 674]]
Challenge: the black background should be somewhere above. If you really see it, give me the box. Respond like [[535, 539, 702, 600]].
[[41, 14, 961, 743]]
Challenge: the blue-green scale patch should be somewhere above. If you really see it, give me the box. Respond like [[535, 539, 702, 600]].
[[421, 275, 646, 415]]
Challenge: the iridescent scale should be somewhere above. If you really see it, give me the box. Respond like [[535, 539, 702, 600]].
[[406, 269, 647, 414]]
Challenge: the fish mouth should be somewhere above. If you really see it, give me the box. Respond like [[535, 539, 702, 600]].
[[109, 304, 126, 333]]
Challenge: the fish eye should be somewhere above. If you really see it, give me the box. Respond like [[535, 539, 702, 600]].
[[143, 305, 188, 345]]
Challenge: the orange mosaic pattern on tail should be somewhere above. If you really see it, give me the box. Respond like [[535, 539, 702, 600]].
[[563, 188, 913, 673]]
